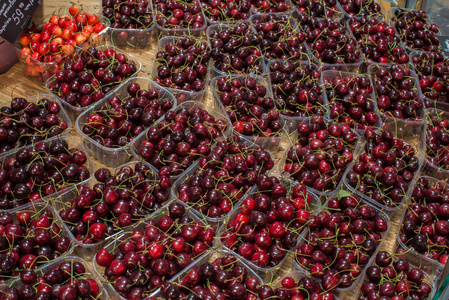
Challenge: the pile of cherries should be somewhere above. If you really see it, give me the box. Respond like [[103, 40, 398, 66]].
[[82, 81, 174, 148], [294, 0, 341, 19], [399, 177, 449, 265], [1, 260, 102, 300], [59, 162, 170, 245], [0, 206, 72, 281], [338, 0, 382, 17], [348, 17, 409, 64], [220, 176, 317, 268], [346, 129, 420, 208], [258, 275, 337, 300], [47, 47, 138, 108], [393, 9, 441, 53], [95, 202, 215, 300], [249, 0, 291, 14], [269, 60, 326, 118], [153, 37, 211, 95], [176, 134, 274, 219], [252, 14, 308, 61], [200, 0, 251, 22], [208, 22, 263, 75], [154, 0, 205, 30], [136, 106, 229, 177], [358, 251, 433, 300], [426, 110, 449, 169], [323, 73, 380, 131], [300, 16, 361, 65], [160, 254, 261, 300], [411, 52, 449, 106], [18, 4, 106, 81], [284, 116, 358, 192], [295, 193, 389, 290], [102, 0, 154, 47], [0, 96, 69, 154], [372, 64, 424, 120], [214, 76, 283, 137], [0, 139, 90, 210]]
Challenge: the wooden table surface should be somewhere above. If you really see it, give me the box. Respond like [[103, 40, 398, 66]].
[[0, 1, 422, 299]]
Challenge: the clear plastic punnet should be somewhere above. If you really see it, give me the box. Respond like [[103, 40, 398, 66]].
[[101, 0, 155, 49], [395, 176, 449, 279], [0, 92, 72, 160], [148, 249, 265, 300], [52, 160, 171, 260], [266, 59, 329, 133], [422, 109, 449, 180], [0, 135, 96, 211], [206, 22, 266, 78], [354, 249, 436, 300], [0, 256, 109, 299], [0, 202, 76, 281], [93, 201, 215, 300], [151, 36, 212, 103], [292, 198, 391, 294], [216, 176, 322, 282], [170, 134, 275, 227], [45, 44, 142, 122], [154, 0, 207, 37], [15, 4, 110, 84], [368, 63, 426, 151], [321, 70, 382, 134], [130, 101, 233, 181], [210, 73, 288, 153], [75, 77, 176, 168]]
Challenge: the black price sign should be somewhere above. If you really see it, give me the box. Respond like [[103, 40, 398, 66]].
[[0, 0, 42, 44], [439, 36, 449, 57]]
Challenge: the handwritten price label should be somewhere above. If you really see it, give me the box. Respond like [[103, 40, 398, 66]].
[[438, 36, 449, 57], [0, 0, 42, 44]]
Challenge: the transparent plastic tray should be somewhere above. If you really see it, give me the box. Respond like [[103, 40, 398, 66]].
[[0, 135, 96, 211], [93, 201, 214, 300], [216, 176, 322, 282], [250, 13, 309, 62], [387, 7, 443, 54], [15, 4, 110, 84], [206, 22, 265, 77], [354, 249, 436, 300], [170, 135, 275, 227], [130, 101, 232, 181], [75, 77, 176, 167], [101, 0, 155, 49], [151, 36, 212, 103], [51, 160, 168, 261], [409, 51, 449, 110], [148, 248, 264, 299], [275, 120, 363, 196], [292, 203, 391, 294], [321, 70, 383, 133], [45, 44, 142, 122], [338, 0, 383, 19], [368, 63, 426, 150], [395, 175, 448, 279], [1, 202, 76, 279], [155, 0, 207, 37], [346, 18, 409, 67], [0, 92, 72, 159], [0, 255, 109, 299], [272, 270, 340, 300], [422, 108, 449, 181], [250, 0, 294, 16], [266, 59, 329, 133], [210, 73, 288, 152], [343, 139, 424, 213]]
